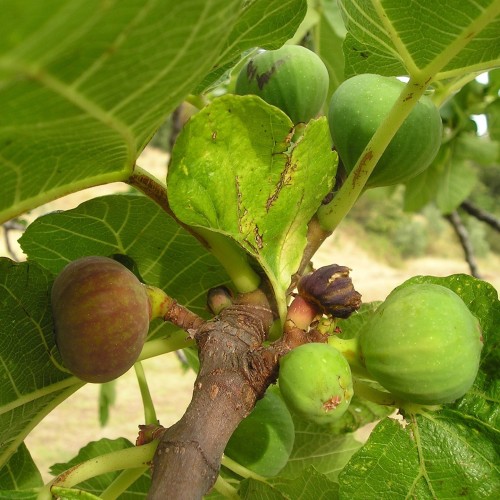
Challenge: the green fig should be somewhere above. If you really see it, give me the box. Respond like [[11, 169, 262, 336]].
[[279, 343, 353, 424], [359, 283, 483, 404], [235, 45, 329, 124], [328, 73, 442, 188]]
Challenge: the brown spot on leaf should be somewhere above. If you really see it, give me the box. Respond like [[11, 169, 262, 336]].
[[266, 158, 296, 211]]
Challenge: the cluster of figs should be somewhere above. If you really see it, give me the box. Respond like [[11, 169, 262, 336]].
[[50, 255, 483, 477], [50, 44, 483, 476], [233, 44, 481, 421]]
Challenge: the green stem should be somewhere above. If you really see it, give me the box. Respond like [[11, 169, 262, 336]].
[[221, 454, 268, 482], [352, 378, 400, 407], [100, 467, 149, 500], [316, 76, 429, 233], [327, 336, 371, 379], [432, 72, 482, 108], [185, 94, 209, 110], [134, 361, 157, 425], [196, 227, 261, 293], [137, 334, 195, 362], [212, 474, 240, 499], [39, 442, 157, 497]]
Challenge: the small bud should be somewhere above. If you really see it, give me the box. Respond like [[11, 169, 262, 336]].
[[207, 285, 233, 315], [297, 264, 361, 318]]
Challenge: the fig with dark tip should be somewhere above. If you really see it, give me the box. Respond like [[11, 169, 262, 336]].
[[297, 264, 362, 318], [235, 45, 329, 124], [328, 74, 442, 188], [278, 343, 353, 424], [359, 283, 483, 404], [51, 256, 151, 383]]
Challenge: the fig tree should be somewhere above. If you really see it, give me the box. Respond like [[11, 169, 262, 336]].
[[278, 343, 353, 424], [235, 45, 329, 124], [51, 256, 151, 383], [328, 74, 442, 188], [224, 388, 295, 477], [359, 283, 483, 405]]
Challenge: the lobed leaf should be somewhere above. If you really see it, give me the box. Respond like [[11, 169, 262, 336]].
[[339, 413, 499, 498], [0, 0, 306, 224], [278, 417, 361, 482], [0, 259, 81, 470], [340, 0, 500, 81], [0, 443, 43, 494]]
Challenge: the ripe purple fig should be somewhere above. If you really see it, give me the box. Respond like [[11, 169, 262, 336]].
[[51, 256, 150, 383]]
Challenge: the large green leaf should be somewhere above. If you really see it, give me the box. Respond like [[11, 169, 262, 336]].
[[19, 193, 230, 317], [339, 414, 499, 498], [0, 259, 82, 470], [0, 0, 306, 223], [340, 0, 500, 81], [167, 94, 337, 310], [240, 466, 339, 499], [278, 417, 361, 482], [0, 443, 43, 495]]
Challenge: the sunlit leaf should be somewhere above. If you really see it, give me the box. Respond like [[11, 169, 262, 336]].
[[340, 0, 500, 81], [167, 95, 337, 310], [0, 0, 306, 223], [0, 259, 81, 470]]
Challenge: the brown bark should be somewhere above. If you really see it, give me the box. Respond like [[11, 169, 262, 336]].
[[460, 200, 500, 232], [148, 291, 279, 499], [445, 210, 482, 278]]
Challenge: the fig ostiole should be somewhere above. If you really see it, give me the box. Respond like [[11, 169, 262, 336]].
[[328, 73, 442, 188], [359, 283, 483, 405], [278, 342, 353, 425], [235, 44, 329, 124], [51, 256, 151, 383]]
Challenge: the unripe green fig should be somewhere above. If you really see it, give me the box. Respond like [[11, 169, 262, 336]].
[[235, 45, 329, 124], [359, 283, 483, 405], [224, 388, 295, 477], [51, 256, 151, 383], [328, 74, 442, 188], [278, 343, 353, 425]]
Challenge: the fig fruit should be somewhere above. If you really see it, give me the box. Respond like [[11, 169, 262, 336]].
[[359, 283, 483, 405], [51, 256, 151, 383], [278, 343, 353, 424], [328, 74, 442, 188], [235, 45, 329, 124], [224, 388, 295, 477]]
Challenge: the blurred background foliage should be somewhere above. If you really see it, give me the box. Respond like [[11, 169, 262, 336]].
[[149, 69, 500, 269]]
